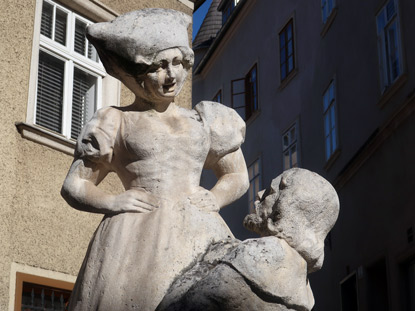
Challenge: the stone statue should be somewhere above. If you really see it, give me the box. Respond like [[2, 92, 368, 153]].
[[157, 168, 340, 311], [61, 9, 249, 311]]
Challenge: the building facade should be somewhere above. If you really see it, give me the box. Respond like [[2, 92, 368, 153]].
[[0, 0, 194, 310], [193, 0, 415, 310]]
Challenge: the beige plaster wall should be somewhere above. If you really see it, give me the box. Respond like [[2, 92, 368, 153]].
[[0, 0, 193, 309]]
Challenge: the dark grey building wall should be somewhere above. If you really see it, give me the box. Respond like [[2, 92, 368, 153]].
[[193, 0, 415, 309]]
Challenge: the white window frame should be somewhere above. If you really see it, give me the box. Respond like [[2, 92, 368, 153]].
[[321, 0, 335, 23], [282, 120, 300, 170], [247, 157, 262, 214], [376, 0, 404, 93], [23, 0, 120, 155], [323, 79, 339, 161]]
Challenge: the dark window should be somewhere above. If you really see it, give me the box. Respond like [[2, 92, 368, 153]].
[[247, 158, 261, 213], [366, 259, 389, 311], [221, 0, 241, 25], [279, 19, 295, 81], [231, 64, 258, 121], [402, 259, 415, 311], [21, 282, 72, 311], [212, 90, 222, 103], [340, 273, 359, 311]]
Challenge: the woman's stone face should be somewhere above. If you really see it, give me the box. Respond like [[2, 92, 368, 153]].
[[142, 48, 187, 100]]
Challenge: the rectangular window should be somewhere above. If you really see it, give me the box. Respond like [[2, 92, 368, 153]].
[[340, 273, 359, 311], [35, 0, 105, 140], [248, 158, 262, 213], [323, 80, 338, 161], [212, 90, 222, 103], [279, 19, 295, 81], [321, 0, 335, 23], [14, 272, 74, 311], [406, 259, 415, 310], [366, 259, 389, 311], [376, 0, 403, 92], [231, 64, 258, 121], [221, 0, 241, 25], [282, 121, 300, 170]]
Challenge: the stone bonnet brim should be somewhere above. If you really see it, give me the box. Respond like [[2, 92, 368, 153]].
[[86, 8, 192, 65]]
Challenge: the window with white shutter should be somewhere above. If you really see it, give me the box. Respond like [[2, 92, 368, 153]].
[[34, 0, 105, 140], [18, 0, 120, 154]]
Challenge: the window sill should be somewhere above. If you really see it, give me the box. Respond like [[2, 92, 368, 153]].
[[378, 73, 407, 108], [279, 68, 298, 91], [246, 109, 261, 127], [16, 122, 75, 156], [324, 148, 341, 171], [320, 8, 338, 38]]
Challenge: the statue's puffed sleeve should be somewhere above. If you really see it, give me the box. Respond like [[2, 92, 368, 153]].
[[194, 101, 246, 169], [75, 107, 121, 165]]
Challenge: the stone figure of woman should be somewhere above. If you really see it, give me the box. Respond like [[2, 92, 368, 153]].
[[61, 8, 249, 311]]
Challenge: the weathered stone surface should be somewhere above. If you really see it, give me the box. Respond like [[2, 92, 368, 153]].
[[61, 8, 249, 311], [158, 168, 339, 311], [244, 168, 340, 273]]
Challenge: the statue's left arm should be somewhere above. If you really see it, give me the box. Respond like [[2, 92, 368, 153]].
[[210, 148, 249, 209], [190, 101, 249, 210]]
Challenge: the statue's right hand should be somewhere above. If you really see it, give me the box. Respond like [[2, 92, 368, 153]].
[[109, 189, 160, 213]]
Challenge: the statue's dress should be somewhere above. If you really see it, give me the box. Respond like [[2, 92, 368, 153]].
[[68, 102, 245, 311]]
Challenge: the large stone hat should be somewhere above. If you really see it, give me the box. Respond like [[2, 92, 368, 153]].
[[87, 8, 192, 66]]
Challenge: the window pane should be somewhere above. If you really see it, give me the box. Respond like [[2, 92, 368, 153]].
[[250, 67, 257, 82], [288, 56, 294, 72], [328, 0, 333, 12], [281, 64, 287, 80], [71, 68, 97, 139], [254, 160, 260, 175], [324, 114, 330, 136], [288, 40, 293, 56], [36, 51, 64, 133], [248, 182, 253, 202], [248, 165, 253, 180], [330, 105, 336, 128], [88, 42, 99, 62], [40, 1, 53, 39], [284, 151, 290, 170], [409, 261, 415, 310], [232, 93, 245, 109], [254, 177, 260, 194], [235, 107, 246, 121], [291, 145, 297, 167], [232, 79, 245, 94], [377, 12, 386, 34], [290, 126, 296, 142], [21, 282, 71, 311], [329, 82, 335, 101], [74, 19, 87, 56], [281, 48, 286, 64], [387, 22, 400, 80], [283, 134, 289, 149], [325, 136, 331, 159], [54, 8, 67, 46], [287, 23, 292, 40], [340, 275, 358, 311], [323, 93, 329, 111], [280, 32, 286, 48], [331, 128, 337, 152], [386, 0, 396, 20]]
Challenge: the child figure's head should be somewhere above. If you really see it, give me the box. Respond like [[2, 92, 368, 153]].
[[244, 168, 339, 273]]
